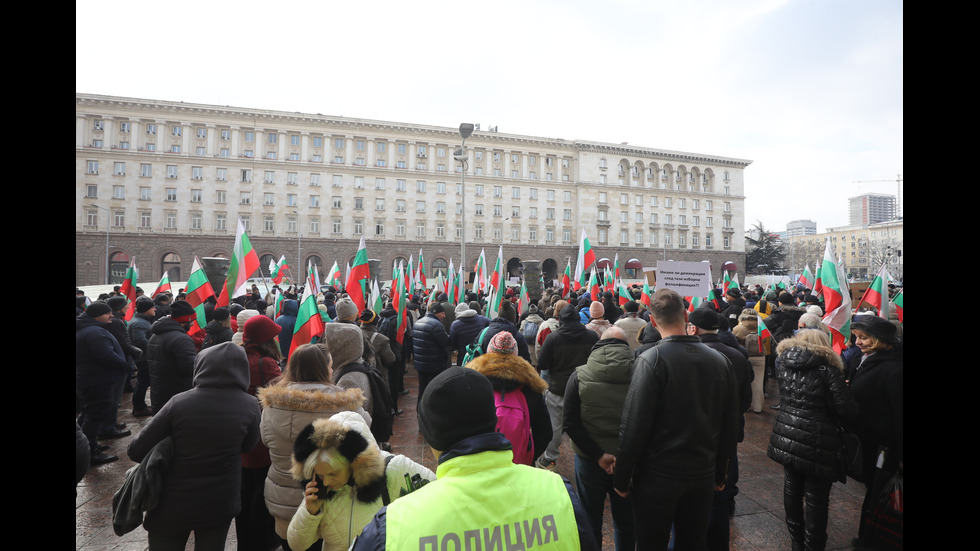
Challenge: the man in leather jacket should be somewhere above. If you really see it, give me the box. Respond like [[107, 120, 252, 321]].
[[614, 289, 739, 551]]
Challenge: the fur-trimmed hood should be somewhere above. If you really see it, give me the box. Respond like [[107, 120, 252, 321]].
[[776, 336, 844, 372], [290, 412, 386, 504], [466, 352, 548, 394], [259, 382, 365, 413]]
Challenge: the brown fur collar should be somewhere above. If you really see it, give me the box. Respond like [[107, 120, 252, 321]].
[[776, 336, 844, 372], [258, 383, 365, 413], [289, 416, 386, 503], [466, 353, 548, 393]]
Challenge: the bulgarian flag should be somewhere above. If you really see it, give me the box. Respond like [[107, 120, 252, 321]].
[[270, 255, 289, 285], [150, 270, 171, 300], [118, 258, 138, 321], [687, 296, 703, 312], [486, 248, 506, 319], [327, 262, 342, 289], [573, 229, 595, 291], [812, 265, 823, 297], [291, 264, 326, 356], [346, 236, 371, 312], [454, 265, 466, 305], [617, 278, 632, 307], [722, 271, 732, 295], [517, 279, 530, 315], [891, 288, 903, 324], [819, 239, 852, 354], [474, 249, 488, 294], [370, 279, 384, 314], [446, 259, 456, 303], [855, 265, 891, 318], [756, 315, 773, 354], [604, 266, 615, 293], [417, 249, 427, 291], [217, 218, 260, 307], [708, 288, 724, 311], [407, 255, 415, 293], [588, 266, 600, 299], [392, 261, 409, 345], [729, 273, 740, 293], [273, 288, 285, 317], [800, 264, 814, 289], [185, 256, 216, 336], [640, 281, 653, 309], [561, 259, 572, 298]]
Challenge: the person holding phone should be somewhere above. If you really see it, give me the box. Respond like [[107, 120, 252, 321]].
[[286, 412, 434, 551]]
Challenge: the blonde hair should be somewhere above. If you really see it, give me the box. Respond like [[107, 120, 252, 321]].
[[794, 328, 831, 348], [301, 446, 350, 480]]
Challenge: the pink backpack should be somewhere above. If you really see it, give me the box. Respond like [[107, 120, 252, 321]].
[[494, 385, 534, 465]]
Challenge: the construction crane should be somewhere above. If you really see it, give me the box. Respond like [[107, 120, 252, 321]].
[[852, 174, 903, 218]]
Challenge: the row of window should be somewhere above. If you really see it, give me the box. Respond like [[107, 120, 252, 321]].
[[85, 207, 731, 249], [598, 193, 732, 211]]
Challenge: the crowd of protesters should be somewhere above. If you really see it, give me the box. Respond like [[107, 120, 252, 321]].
[[77, 274, 902, 551]]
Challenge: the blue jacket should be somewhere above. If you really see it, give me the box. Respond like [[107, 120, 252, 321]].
[[275, 299, 299, 358], [76, 313, 129, 388], [412, 313, 451, 373]]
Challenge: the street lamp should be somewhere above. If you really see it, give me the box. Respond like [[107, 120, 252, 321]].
[[293, 210, 301, 279], [455, 123, 474, 290], [93, 204, 111, 284]]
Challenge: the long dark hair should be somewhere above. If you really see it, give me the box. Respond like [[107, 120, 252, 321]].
[[277, 343, 333, 385]]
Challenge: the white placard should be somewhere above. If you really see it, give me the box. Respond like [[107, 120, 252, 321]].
[[655, 261, 712, 297]]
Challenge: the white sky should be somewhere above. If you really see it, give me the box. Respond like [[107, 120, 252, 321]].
[[77, 0, 903, 233]]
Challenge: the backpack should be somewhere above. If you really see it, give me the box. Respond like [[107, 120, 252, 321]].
[[460, 327, 490, 367], [335, 363, 395, 443], [494, 385, 534, 466], [521, 319, 539, 342]]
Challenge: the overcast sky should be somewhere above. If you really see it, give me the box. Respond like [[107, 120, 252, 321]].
[[77, 0, 903, 233]]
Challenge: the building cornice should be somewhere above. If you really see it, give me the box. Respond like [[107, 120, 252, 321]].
[[574, 141, 753, 168]]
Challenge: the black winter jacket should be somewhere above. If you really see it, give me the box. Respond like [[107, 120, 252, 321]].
[[411, 313, 451, 373], [536, 307, 599, 397], [146, 317, 198, 412], [767, 337, 858, 482]]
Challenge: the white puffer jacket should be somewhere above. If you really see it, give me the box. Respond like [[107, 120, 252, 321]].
[[285, 412, 435, 551], [259, 382, 370, 537]]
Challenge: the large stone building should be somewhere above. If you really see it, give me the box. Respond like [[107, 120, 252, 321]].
[[76, 94, 750, 291]]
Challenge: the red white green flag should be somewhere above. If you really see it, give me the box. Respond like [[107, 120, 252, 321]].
[[604, 266, 615, 293], [392, 261, 409, 345], [891, 289, 903, 324], [417, 249, 427, 291], [756, 315, 773, 354], [454, 266, 465, 305], [722, 271, 732, 295], [487, 248, 506, 319], [588, 267, 600, 299], [855, 265, 891, 318], [517, 279, 530, 315], [370, 279, 384, 314], [819, 239, 852, 354], [800, 264, 814, 289], [326, 262, 342, 289], [561, 259, 572, 298], [613, 254, 621, 289], [641, 281, 653, 309], [617, 278, 632, 307], [474, 249, 488, 294], [274, 288, 285, 317], [185, 256, 216, 336], [446, 259, 456, 304], [270, 255, 289, 285], [217, 218, 260, 307], [346, 236, 371, 312], [291, 265, 326, 357], [729, 273, 739, 292], [118, 258, 138, 321], [149, 270, 172, 299], [687, 296, 703, 312], [573, 230, 596, 291]]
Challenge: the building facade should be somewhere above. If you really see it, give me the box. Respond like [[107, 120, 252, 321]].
[[76, 94, 750, 290], [786, 219, 903, 281], [848, 193, 897, 226], [785, 219, 817, 238]]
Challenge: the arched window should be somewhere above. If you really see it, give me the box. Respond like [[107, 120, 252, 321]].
[[542, 258, 558, 282], [161, 253, 182, 282], [431, 258, 449, 280]]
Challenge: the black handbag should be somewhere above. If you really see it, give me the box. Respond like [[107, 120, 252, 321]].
[[836, 424, 863, 482]]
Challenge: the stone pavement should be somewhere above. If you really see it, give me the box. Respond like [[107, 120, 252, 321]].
[[77, 366, 867, 550]]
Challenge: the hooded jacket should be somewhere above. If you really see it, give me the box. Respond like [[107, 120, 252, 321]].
[[286, 412, 435, 551], [146, 316, 198, 412], [465, 352, 551, 463], [127, 342, 261, 532], [449, 309, 490, 363], [537, 306, 600, 397], [258, 382, 369, 536], [767, 336, 858, 482], [275, 299, 299, 359], [564, 338, 634, 459]]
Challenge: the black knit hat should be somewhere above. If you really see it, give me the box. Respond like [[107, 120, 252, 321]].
[[851, 315, 900, 346], [85, 301, 112, 318], [170, 300, 196, 323], [418, 367, 498, 452], [106, 296, 128, 312], [136, 297, 155, 313], [689, 309, 723, 330]]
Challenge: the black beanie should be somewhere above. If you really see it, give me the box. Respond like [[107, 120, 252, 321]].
[[85, 301, 111, 318], [418, 367, 498, 452], [136, 297, 155, 313], [106, 296, 128, 312]]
